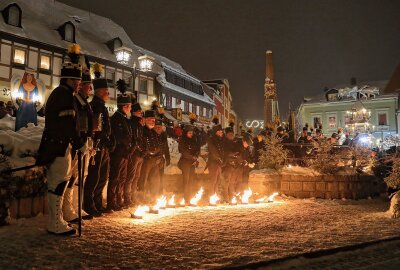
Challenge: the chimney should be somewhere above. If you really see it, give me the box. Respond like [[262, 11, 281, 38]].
[[266, 50, 274, 81], [350, 77, 357, 86]]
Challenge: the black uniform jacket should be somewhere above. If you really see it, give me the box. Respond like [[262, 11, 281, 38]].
[[223, 138, 244, 168], [36, 83, 84, 166], [90, 95, 114, 151], [178, 136, 200, 162], [207, 135, 224, 165], [131, 115, 144, 154], [110, 110, 132, 158], [143, 126, 162, 158]]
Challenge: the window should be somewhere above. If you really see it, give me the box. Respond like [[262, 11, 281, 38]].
[[139, 78, 148, 93], [166, 96, 172, 108], [8, 6, 20, 26], [185, 101, 189, 112], [312, 116, 322, 129], [328, 116, 336, 129], [3, 4, 22, 27], [113, 39, 122, 50], [40, 54, 51, 70], [327, 93, 337, 101], [378, 112, 388, 126], [58, 22, 75, 42], [13, 48, 26, 65], [106, 71, 115, 85]]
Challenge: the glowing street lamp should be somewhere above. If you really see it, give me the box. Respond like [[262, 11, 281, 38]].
[[138, 54, 155, 72], [114, 46, 132, 65]]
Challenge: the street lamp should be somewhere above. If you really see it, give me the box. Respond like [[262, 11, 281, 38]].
[[114, 46, 132, 65], [138, 54, 155, 72]]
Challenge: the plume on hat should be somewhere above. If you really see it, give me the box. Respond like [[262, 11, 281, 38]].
[[68, 43, 81, 64], [92, 63, 103, 79], [116, 79, 128, 94]]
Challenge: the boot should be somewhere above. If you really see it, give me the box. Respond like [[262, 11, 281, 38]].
[[47, 192, 76, 235], [70, 185, 94, 220], [62, 187, 79, 223]]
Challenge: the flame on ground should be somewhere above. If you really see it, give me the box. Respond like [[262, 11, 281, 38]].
[[168, 195, 176, 206], [190, 187, 204, 205], [241, 188, 253, 204], [179, 198, 185, 206], [231, 196, 237, 205], [132, 205, 149, 218], [153, 195, 167, 210], [267, 192, 279, 202], [209, 193, 220, 205]]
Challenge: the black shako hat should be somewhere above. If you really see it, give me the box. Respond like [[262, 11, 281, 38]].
[[225, 126, 234, 134], [144, 110, 156, 118], [184, 124, 194, 133], [116, 79, 131, 105], [92, 63, 108, 90], [212, 124, 223, 134], [131, 102, 142, 112], [61, 44, 82, 80]]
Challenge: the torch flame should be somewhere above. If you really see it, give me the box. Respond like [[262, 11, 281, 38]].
[[288, 164, 292, 168], [153, 195, 167, 210], [209, 193, 220, 205], [133, 205, 149, 218], [231, 196, 237, 205], [241, 188, 253, 204], [267, 192, 279, 202], [190, 187, 204, 205], [168, 195, 176, 206], [179, 198, 185, 206]]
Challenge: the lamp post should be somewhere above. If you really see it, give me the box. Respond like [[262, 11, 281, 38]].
[[114, 46, 132, 66]]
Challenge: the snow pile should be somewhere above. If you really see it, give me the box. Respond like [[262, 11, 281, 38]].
[[0, 117, 44, 177], [281, 165, 321, 176], [164, 137, 207, 175], [0, 198, 399, 269]]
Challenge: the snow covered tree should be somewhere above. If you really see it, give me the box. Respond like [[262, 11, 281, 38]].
[[257, 136, 288, 170], [306, 140, 341, 174], [384, 153, 400, 218]]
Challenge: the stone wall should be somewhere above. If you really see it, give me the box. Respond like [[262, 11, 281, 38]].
[[249, 172, 383, 199]]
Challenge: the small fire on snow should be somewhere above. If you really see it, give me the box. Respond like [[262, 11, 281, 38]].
[[179, 198, 185, 207], [167, 195, 176, 208], [255, 192, 279, 203], [131, 205, 150, 219], [209, 193, 220, 206], [190, 187, 204, 206], [241, 188, 253, 204], [230, 196, 238, 205]]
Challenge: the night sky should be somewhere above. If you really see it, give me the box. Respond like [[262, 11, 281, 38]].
[[58, 0, 400, 120]]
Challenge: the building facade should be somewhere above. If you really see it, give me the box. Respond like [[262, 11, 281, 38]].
[[0, 0, 216, 123], [298, 81, 399, 140]]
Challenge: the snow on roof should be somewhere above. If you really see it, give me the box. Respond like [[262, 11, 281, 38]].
[[303, 80, 394, 104], [157, 74, 215, 106], [0, 0, 201, 82]]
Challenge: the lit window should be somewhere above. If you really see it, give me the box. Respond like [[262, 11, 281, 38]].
[[378, 113, 387, 126], [327, 93, 337, 101], [8, 6, 20, 26], [65, 23, 74, 42], [328, 116, 336, 128], [40, 55, 51, 70], [13, 48, 26, 64]]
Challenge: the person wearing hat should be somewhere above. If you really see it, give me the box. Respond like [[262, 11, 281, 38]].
[[275, 126, 289, 143], [238, 132, 255, 192], [36, 44, 86, 235], [138, 110, 163, 202], [313, 128, 325, 142], [154, 118, 170, 194], [107, 83, 132, 211], [189, 112, 207, 147], [207, 123, 224, 196], [84, 63, 114, 215], [178, 124, 200, 203], [126, 101, 145, 206], [298, 126, 312, 144], [62, 57, 95, 223], [222, 129, 249, 203]]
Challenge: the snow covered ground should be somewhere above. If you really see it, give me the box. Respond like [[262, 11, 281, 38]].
[[1, 197, 399, 269]]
